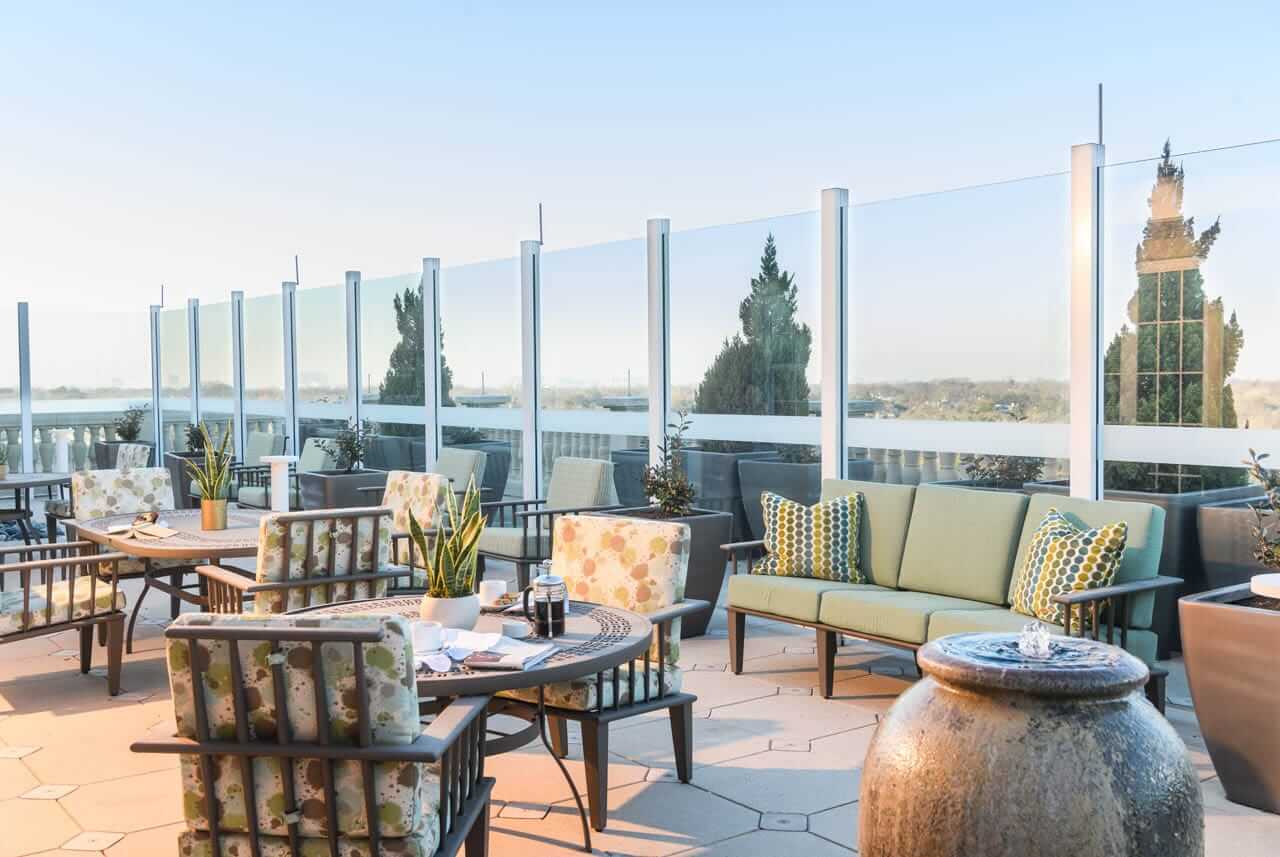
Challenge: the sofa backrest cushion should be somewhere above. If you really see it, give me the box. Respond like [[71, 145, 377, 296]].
[[820, 479, 915, 589], [897, 484, 1029, 604], [1011, 493, 1165, 629]]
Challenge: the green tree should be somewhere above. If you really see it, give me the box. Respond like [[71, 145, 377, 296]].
[[693, 234, 813, 419], [376, 287, 458, 437]]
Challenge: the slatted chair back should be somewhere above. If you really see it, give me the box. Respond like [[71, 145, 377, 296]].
[[251, 507, 395, 614], [545, 457, 617, 510], [0, 542, 126, 636], [146, 612, 490, 857], [70, 467, 175, 521], [433, 448, 486, 494], [244, 431, 286, 467]]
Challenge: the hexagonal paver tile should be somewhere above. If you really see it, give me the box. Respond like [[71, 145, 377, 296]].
[[1202, 777, 1280, 857], [19, 702, 177, 785], [609, 710, 771, 769], [0, 797, 81, 857], [675, 829, 854, 856], [693, 725, 875, 815], [485, 743, 647, 807], [529, 781, 758, 857], [809, 800, 858, 850], [62, 831, 124, 851], [106, 821, 186, 855], [0, 746, 39, 759], [760, 812, 807, 831], [60, 768, 183, 832], [21, 784, 77, 800], [826, 670, 913, 717], [707, 690, 877, 743], [0, 759, 40, 799]]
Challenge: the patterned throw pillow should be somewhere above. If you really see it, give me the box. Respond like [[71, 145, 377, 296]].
[[756, 492, 863, 583], [1010, 508, 1128, 628]]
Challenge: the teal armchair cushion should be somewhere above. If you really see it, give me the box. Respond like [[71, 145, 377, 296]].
[[896, 484, 1029, 605]]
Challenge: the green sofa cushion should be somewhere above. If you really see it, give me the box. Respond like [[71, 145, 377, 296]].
[[925, 607, 1158, 666], [728, 575, 887, 623], [896, 484, 1029, 605], [1010, 493, 1165, 630], [817, 590, 999, 645], [820, 479, 916, 589]]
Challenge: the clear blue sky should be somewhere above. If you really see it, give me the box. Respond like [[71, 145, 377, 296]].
[[2, 1, 1278, 389]]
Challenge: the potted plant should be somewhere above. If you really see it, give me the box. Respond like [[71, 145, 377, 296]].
[[410, 476, 484, 630], [185, 423, 232, 530], [298, 419, 387, 509], [1179, 448, 1280, 814], [603, 412, 732, 637], [94, 404, 154, 468], [165, 424, 208, 509]]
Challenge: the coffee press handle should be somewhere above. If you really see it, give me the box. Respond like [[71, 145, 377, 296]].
[[522, 586, 535, 623]]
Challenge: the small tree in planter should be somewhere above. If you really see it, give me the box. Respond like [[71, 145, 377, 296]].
[[299, 420, 384, 509], [184, 424, 207, 453], [642, 411, 697, 517], [114, 405, 147, 442], [410, 476, 485, 630], [317, 419, 374, 472], [964, 454, 1044, 489], [1246, 449, 1280, 570]]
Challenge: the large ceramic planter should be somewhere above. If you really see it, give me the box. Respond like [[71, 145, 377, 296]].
[[860, 632, 1202, 856], [419, 593, 481, 631], [165, 451, 204, 509], [1028, 478, 1262, 655], [737, 458, 876, 541], [298, 469, 387, 510], [601, 505, 732, 638], [94, 440, 154, 469], [1197, 499, 1270, 590], [1180, 584, 1280, 814]]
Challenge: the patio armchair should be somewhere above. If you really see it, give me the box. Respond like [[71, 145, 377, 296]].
[[188, 430, 287, 503], [195, 506, 407, 614], [0, 542, 128, 695], [435, 448, 489, 500], [132, 612, 494, 856], [65, 467, 199, 653], [477, 457, 621, 589], [494, 513, 703, 832], [115, 442, 153, 469], [371, 470, 449, 589], [236, 437, 335, 510]]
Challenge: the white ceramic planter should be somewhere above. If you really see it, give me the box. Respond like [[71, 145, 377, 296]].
[[419, 593, 480, 631]]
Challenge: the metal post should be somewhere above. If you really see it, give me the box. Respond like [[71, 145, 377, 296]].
[[17, 303, 32, 473], [646, 219, 671, 467], [821, 188, 850, 480], [1070, 143, 1105, 499], [422, 257, 443, 469], [230, 290, 246, 455], [282, 281, 300, 453], [520, 240, 542, 499], [149, 305, 164, 458], [345, 271, 361, 428], [187, 298, 200, 428]]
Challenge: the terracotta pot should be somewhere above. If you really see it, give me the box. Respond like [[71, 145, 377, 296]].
[[859, 632, 1203, 857], [200, 499, 228, 531], [419, 594, 480, 631]]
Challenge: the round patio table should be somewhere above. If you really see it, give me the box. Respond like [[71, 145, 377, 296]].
[[76, 506, 266, 652], [294, 595, 652, 852], [0, 471, 72, 544]]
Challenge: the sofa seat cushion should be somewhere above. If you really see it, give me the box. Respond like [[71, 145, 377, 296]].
[[729, 575, 888, 623], [477, 526, 550, 560], [818, 590, 999, 644], [0, 579, 126, 635], [896, 484, 1028, 604], [234, 485, 300, 510], [925, 608, 1158, 665], [759, 491, 863, 582]]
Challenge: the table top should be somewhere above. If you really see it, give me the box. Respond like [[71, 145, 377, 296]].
[[77, 507, 265, 559], [294, 596, 653, 696], [0, 472, 72, 490]]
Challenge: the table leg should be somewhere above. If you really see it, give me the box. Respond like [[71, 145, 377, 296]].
[[538, 686, 592, 853]]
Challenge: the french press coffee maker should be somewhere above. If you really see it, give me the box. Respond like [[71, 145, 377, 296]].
[[522, 571, 568, 638]]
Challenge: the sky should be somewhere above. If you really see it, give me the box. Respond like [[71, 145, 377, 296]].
[[2, 1, 1279, 390]]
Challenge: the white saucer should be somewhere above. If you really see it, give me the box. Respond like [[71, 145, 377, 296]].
[[1251, 573, 1280, 599]]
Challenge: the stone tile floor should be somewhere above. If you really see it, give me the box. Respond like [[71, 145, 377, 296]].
[[0, 559, 1277, 856]]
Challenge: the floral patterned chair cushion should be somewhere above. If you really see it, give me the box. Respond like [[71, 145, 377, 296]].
[[115, 443, 153, 469], [0, 579, 126, 636], [71, 468, 175, 520], [382, 471, 447, 582], [498, 514, 691, 711], [177, 829, 437, 857], [252, 510, 393, 614], [165, 613, 436, 844]]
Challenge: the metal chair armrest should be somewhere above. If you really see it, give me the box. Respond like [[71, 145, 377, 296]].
[[1051, 575, 1182, 606]]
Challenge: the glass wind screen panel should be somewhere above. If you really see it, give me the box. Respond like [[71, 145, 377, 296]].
[[848, 174, 1071, 491], [361, 273, 424, 408], [29, 306, 153, 470], [668, 213, 820, 539], [198, 301, 234, 448], [159, 306, 193, 451], [1102, 140, 1280, 498], [295, 284, 349, 447], [439, 257, 522, 499], [242, 293, 287, 445], [0, 307, 19, 472], [540, 237, 648, 489]]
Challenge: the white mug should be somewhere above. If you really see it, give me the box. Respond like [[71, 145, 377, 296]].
[[478, 579, 508, 605], [412, 620, 443, 653]]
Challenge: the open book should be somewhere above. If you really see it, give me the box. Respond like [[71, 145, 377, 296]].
[[106, 522, 177, 539], [462, 637, 556, 671]]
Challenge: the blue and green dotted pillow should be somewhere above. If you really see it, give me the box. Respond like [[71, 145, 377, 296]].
[[755, 492, 863, 583], [1010, 508, 1128, 629]]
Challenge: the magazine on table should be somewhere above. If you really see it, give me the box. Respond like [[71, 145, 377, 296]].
[[461, 636, 557, 671]]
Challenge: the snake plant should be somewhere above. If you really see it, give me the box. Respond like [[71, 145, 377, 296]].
[[184, 422, 233, 500], [409, 475, 485, 598]]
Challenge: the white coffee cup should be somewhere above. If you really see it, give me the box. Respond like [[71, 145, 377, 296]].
[[478, 579, 508, 605], [412, 620, 443, 653]]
